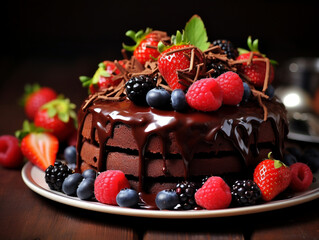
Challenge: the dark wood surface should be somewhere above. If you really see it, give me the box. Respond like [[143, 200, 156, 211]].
[[1, 58, 319, 240]]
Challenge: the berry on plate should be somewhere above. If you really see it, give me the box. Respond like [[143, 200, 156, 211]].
[[195, 176, 232, 210], [155, 189, 180, 210], [17, 121, 59, 171], [21, 84, 57, 120], [186, 78, 223, 112], [253, 153, 291, 201], [231, 180, 261, 206], [45, 161, 72, 191], [116, 188, 140, 208], [34, 98, 77, 142], [0, 135, 24, 168], [289, 162, 313, 192], [62, 173, 83, 196], [64, 145, 77, 165], [215, 71, 244, 105], [94, 170, 130, 205], [82, 169, 97, 180], [77, 178, 95, 200]]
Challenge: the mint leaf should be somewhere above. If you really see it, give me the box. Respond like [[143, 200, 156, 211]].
[[184, 15, 210, 51]]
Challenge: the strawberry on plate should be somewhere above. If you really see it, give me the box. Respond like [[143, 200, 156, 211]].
[[21, 84, 57, 120], [123, 28, 166, 65], [34, 98, 77, 142], [79, 61, 124, 94], [253, 152, 291, 201], [236, 36, 276, 88], [16, 121, 59, 171]]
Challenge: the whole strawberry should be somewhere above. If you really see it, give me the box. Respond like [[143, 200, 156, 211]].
[[237, 36, 275, 88], [79, 61, 124, 94], [16, 121, 59, 171], [21, 84, 57, 120], [123, 28, 165, 65], [253, 153, 291, 201], [34, 98, 77, 142]]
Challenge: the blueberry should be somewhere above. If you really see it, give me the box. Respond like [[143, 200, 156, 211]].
[[82, 169, 97, 180], [146, 88, 171, 109], [64, 146, 77, 164], [242, 82, 251, 102], [286, 147, 302, 160], [155, 189, 180, 210], [265, 85, 275, 100], [62, 173, 83, 195], [116, 188, 139, 207], [283, 153, 297, 166], [171, 89, 188, 112], [76, 178, 95, 200]]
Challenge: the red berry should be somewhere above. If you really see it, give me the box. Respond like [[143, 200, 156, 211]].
[[0, 135, 24, 168], [215, 71, 244, 105], [134, 33, 161, 65], [94, 170, 130, 205], [195, 176, 231, 210], [186, 78, 223, 111], [289, 163, 313, 192]]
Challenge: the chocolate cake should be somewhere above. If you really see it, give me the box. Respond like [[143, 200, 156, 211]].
[[76, 15, 288, 202]]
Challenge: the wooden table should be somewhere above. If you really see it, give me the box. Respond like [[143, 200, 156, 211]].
[[1, 58, 319, 240]]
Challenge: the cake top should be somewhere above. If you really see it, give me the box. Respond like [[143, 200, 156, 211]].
[[79, 15, 277, 120]]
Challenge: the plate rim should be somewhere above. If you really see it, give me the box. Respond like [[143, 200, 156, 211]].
[[21, 162, 319, 219]]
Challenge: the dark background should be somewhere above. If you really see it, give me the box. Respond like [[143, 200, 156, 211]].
[[1, 0, 319, 134]]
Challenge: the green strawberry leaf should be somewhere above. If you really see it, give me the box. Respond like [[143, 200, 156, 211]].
[[184, 15, 210, 51], [41, 98, 77, 123], [19, 83, 41, 106], [274, 160, 283, 169], [15, 120, 46, 141], [122, 28, 152, 52]]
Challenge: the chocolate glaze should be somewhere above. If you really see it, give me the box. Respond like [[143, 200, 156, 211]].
[[76, 97, 288, 195]]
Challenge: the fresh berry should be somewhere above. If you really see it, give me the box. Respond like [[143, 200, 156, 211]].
[[123, 29, 164, 65], [94, 170, 130, 205], [242, 82, 252, 102], [237, 37, 275, 88], [174, 181, 197, 210], [155, 189, 180, 210], [79, 61, 123, 94], [146, 88, 171, 109], [289, 163, 313, 192], [231, 180, 262, 206], [62, 173, 83, 196], [301, 148, 319, 173], [64, 146, 76, 164], [34, 98, 77, 141], [282, 153, 297, 166], [82, 169, 97, 180], [212, 39, 238, 60], [77, 178, 95, 200], [45, 161, 72, 191], [286, 147, 302, 160], [158, 44, 203, 90], [116, 188, 140, 207], [20, 131, 59, 171], [186, 78, 223, 112], [125, 75, 156, 105], [253, 153, 291, 201], [0, 135, 24, 168], [206, 61, 227, 78], [265, 85, 275, 100], [195, 176, 231, 210], [21, 84, 57, 120], [215, 71, 244, 105], [171, 89, 188, 112]]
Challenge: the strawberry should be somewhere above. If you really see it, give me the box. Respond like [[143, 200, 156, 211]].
[[79, 61, 124, 94], [123, 28, 165, 65], [34, 98, 77, 142], [253, 152, 291, 201], [16, 121, 59, 171], [21, 84, 57, 120], [236, 36, 275, 88]]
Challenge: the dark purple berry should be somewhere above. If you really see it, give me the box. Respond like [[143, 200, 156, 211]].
[[175, 181, 197, 210], [231, 180, 261, 206], [155, 189, 179, 210], [212, 39, 238, 59], [171, 89, 188, 112], [265, 85, 275, 100], [64, 146, 76, 164], [146, 88, 171, 109], [116, 188, 139, 207], [45, 161, 72, 191], [77, 178, 95, 200], [82, 169, 97, 179], [283, 153, 297, 166], [125, 75, 156, 105], [62, 173, 83, 196], [242, 82, 251, 102]]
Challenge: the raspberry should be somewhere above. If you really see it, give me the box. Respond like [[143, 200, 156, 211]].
[[289, 163, 313, 192], [94, 170, 130, 205], [0, 135, 24, 168], [186, 78, 223, 112], [194, 176, 231, 210], [215, 71, 244, 105]]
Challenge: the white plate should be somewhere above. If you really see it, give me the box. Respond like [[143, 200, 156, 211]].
[[21, 162, 319, 219], [288, 131, 319, 143]]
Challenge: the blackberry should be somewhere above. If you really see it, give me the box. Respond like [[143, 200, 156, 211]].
[[45, 161, 73, 191], [212, 39, 238, 60], [231, 180, 261, 206], [207, 61, 228, 78], [125, 75, 156, 105], [174, 181, 197, 210]]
